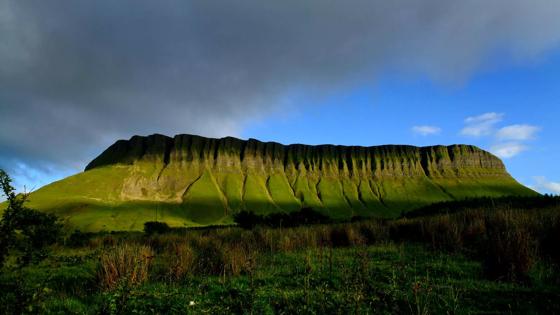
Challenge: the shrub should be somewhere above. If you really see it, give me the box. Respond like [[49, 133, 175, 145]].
[[144, 221, 171, 235], [234, 211, 261, 229], [0, 169, 62, 267], [234, 207, 331, 229], [67, 229, 95, 247], [289, 207, 331, 226], [389, 219, 424, 243], [98, 244, 154, 290], [330, 226, 351, 247], [0, 272, 35, 315], [357, 220, 389, 245]]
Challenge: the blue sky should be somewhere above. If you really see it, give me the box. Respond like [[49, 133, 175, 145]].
[[2, 1, 560, 199]]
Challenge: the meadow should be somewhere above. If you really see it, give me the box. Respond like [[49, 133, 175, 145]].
[[1, 196, 560, 314]]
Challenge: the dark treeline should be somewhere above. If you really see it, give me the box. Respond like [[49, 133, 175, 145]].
[[233, 207, 331, 229], [139, 195, 560, 235], [403, 194, 560, 218]]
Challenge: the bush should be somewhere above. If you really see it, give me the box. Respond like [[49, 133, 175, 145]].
[[0, 169, 62, 267], [233, 211, 261, 230], [0, 272, 35, 315], [234, 207, 331, 229], [144, 221, 171, 235], [67, 229, 95, 247], [330, 226, 351, 247], [290, 207, 331, 226], [389, 219, 424, 243], [357, 221, 389, 244]]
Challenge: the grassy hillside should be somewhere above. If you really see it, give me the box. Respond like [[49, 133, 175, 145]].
[[5, 134, 537, 231]]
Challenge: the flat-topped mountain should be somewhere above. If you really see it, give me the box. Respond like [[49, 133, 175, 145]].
[[25, 134, 536, 231]]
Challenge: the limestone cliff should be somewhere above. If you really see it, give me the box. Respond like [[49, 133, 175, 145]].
[[86, 134, 506, 177]]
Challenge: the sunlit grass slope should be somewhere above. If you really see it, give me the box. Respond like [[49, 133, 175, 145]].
[[21, 167, 207, 231]]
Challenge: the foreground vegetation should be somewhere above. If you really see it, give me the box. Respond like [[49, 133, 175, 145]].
[[1, 170, 559, 314], [1, 206, 559, 313]]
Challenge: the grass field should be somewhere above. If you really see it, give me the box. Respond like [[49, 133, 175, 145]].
[[1, 200, 559, 314], [4, 243, 558, 314]]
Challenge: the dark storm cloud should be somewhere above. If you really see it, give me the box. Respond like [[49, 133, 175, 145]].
[[1, 0, 560, 177]]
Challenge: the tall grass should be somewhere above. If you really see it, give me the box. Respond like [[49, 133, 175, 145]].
[[89, 205, 560, 285], [391, 208, 560, 282], [166, 242, 195, 281], [98, 244, 154, 290]]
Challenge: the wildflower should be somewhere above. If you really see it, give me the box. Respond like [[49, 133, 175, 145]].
[[189, 301, 196, 306]]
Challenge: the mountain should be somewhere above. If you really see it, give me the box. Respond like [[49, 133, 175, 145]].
[[19, 134, 536, 231]]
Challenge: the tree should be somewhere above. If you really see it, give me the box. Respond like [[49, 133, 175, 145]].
[[233, 211, 261, 229], [0, 169, 62, 267], [143, 221, 170, 235]]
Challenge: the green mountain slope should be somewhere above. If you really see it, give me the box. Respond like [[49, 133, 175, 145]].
[[10, 134, 536, 231]]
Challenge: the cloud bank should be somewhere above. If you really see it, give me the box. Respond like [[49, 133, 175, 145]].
[[2, 0, 560, 182]]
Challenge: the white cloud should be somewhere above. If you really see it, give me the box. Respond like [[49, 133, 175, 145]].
[[490, 142, 528, 158], [460, 113, 539, 159], [533, 176, 560, 195], [465, 112, 504, 124], [460, 112, 504, 137], [496, 124, 540, 141], [412, 125, 441, 136]]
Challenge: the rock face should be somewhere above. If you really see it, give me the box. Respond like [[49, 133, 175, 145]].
[[86, 134, 528, 211], [27, 134, 535, 231], [86, 134, 506, 178]]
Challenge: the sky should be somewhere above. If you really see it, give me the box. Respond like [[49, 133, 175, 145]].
[[1, 0, 560, 196]]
